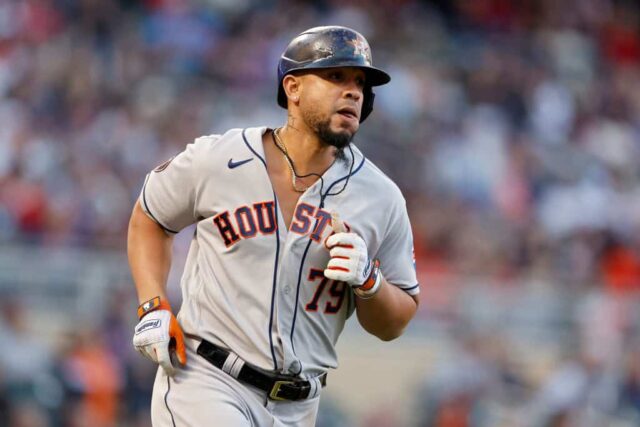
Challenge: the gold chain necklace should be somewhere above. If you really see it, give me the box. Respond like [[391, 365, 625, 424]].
[[273, 128, 309, 193]]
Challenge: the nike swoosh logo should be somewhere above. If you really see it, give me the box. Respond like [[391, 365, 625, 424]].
[[228, 158, 253, 169]]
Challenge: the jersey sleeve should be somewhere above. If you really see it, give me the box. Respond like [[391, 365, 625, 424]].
[[374, 195, 420, 295], [139, 138, 211, 233]]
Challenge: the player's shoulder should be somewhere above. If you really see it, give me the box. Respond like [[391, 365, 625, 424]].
[[353, 148, 406, 203], [192, 128, 244, 148], [187, 127, 262, 155]]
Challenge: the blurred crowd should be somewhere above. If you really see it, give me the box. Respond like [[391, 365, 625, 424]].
[[2, 0, 640, 426]]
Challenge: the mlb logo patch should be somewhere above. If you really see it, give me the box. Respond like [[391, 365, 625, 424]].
[[348, 38, 371, 63], [412, 246, 416, 270]]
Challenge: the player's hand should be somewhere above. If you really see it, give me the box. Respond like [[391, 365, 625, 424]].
[[132, 306, 186, 376], [324, 212, 373, 287]]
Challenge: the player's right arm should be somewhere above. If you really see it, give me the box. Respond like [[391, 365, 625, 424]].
[[128, 200, 186, 376], [127, 200, 174, 304], [127, 136, 217, 374]]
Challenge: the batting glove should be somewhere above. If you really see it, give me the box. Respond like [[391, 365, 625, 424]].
[[324, 213, 382, 298], [133, 297, 186, 376]]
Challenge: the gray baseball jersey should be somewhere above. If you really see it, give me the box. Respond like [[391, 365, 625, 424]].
[[139, 126, 419, 379]]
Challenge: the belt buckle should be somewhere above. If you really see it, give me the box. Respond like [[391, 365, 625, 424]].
[[269, 380, 296, 401]]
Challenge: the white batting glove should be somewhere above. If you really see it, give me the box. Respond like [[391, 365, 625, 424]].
[[324, 212, 374, 288], [133, 297, 186, 376], [325, 233, 373, 287]]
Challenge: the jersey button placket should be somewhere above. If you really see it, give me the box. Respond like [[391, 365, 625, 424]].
[[288, 359, 301, 374], [279, 237, 306, 375], [280, 192, 320, 376], [274, 245, 294, 373]]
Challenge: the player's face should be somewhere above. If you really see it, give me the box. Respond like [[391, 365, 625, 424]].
[[298, 67, 366, 149]]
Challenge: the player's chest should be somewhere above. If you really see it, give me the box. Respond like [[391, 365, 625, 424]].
[[204, 194, 337, 253], [270, 173, 311, 232], [195, 173, 381, 255]]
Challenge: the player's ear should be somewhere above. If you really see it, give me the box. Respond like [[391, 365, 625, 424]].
[[282, 74, 301, 106]]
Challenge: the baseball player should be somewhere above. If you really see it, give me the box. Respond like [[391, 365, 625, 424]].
[[128, 26, 420, 426]]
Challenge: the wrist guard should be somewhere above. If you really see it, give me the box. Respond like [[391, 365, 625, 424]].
[[354, 259, 382, 299]]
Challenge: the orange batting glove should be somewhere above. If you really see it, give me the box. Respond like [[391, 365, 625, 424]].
[[132, 297, 187, 376]]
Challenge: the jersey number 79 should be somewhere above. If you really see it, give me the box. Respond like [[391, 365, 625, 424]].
[[305, 268, 347, 314]]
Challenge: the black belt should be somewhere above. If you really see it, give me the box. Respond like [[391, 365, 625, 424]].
[[197, 339, 327, 401]]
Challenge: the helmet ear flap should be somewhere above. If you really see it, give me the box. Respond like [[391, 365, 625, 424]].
[[360, 87, 374, 122]]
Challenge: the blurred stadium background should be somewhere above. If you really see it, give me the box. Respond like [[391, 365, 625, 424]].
[[2, 0, 640, 426]]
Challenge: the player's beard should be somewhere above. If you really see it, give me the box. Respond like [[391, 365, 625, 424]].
[[316, 120, 352, 153], [303, 109, 355, 154]]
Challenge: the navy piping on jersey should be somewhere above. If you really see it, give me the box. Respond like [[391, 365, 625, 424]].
[[241, 128, 280, 371], [289, 150, 366, 359], [403, 283, 420, 292], [346, 282, 356, 317], [289, 237, 315, 362], [321, 152, 366, 199], [141, 174, 179, 234], [164, 376, 177, 427]]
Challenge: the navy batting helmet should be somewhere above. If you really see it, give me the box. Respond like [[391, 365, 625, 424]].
[[277, 26, 391, 122]]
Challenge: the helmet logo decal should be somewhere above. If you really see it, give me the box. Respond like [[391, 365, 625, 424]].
[[314, 44, 334, 59], [349, 38, 371, 63]]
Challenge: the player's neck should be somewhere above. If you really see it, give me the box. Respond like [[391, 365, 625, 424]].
[[277, 126, 337, 176]]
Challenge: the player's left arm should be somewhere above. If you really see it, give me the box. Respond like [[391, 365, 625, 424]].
[[354, 277, 419, 341], [325, 203, 420, 341], [325, 241, 419, 340]]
